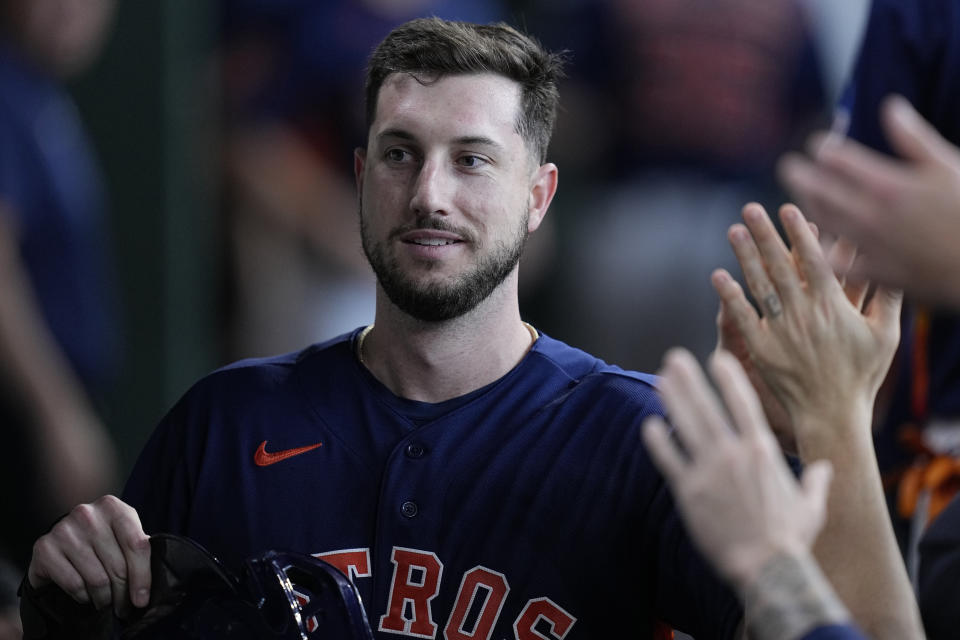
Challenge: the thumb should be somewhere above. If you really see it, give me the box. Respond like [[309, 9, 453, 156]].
[[882, 95, 955, 165]]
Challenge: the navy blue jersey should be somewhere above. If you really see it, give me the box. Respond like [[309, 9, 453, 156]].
[[123, 329, 741, 639]]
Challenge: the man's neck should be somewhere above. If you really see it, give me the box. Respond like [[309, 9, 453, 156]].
[[359, 289, 536, 403]]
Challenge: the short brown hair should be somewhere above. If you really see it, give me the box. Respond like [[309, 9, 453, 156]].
[[365, 17, 565, 164]]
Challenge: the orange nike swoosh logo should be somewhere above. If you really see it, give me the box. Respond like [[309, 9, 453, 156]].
[[254, 440, 323, 467]]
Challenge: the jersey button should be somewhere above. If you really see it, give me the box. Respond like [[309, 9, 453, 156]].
[[405, 443, 426, 458], [401, 501, 419, 518]]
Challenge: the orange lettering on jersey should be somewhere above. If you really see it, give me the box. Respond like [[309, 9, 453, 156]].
[[513, 597, 576, 640], [316, 548, 372, 582], [379, 547, 443, 638], [444, 566, 509, 640]]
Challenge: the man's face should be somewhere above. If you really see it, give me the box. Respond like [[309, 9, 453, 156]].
[[355, 72, 550, 322]]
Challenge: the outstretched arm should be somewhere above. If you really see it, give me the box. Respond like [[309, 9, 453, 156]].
[[711, 203, 922, 639], [779, 95, 960, 309], [643, 348, 854, 640]]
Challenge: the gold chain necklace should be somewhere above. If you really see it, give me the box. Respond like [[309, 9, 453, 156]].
[[356, 324, 375, 366]]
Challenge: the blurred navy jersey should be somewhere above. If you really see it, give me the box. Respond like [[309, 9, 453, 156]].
[[124, 329, 742, 639], [842, 0, 960, 155], [840, 0, 960, 489]]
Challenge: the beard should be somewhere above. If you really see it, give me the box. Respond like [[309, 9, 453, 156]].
[[360, 203, 529, 322]]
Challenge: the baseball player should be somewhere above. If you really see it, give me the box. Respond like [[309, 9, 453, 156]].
[[20, 17, 912, 640], [23, 18, 739, 639]]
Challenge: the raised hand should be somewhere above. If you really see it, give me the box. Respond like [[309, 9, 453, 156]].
[[642, 348, 832, 591], [711, 203, 901, 455], [779, 95, 960, 309], [708, 202, 922, 639]]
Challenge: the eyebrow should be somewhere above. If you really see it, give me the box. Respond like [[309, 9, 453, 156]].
[[376, 128, 504, 151]]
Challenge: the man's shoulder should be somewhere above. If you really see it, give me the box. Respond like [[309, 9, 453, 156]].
[[532, 332, 658, 386], [530, 332, 660, 409], [185, 330, 360, 401]]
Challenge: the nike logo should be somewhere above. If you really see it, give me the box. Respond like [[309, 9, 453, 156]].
[[254, 440, 323, 467]]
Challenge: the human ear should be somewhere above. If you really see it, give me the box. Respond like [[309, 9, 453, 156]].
[[526, 162, 558, 233], [354, 147, 367, 191]]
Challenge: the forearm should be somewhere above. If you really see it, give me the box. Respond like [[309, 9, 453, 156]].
[[795, 410, 923, 640]]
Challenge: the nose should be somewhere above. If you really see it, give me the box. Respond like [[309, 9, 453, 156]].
[[409, 158, 450, 216]]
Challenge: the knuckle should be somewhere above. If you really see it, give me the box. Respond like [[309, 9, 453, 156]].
[[96, 494, 125, 514], [32, 534, 56, 561], [87, 573, 111, 593], [70, 502, 100, 528]]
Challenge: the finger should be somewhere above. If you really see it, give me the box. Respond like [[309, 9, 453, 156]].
[[708, 350, 769, 441], [111, 510, 151, 609], [825, 236, 869, 308], [778, 204, 834, 293], [740, 203, 803, 309], [658, 348, 732, 454], [71, 496, 150, 614], [777, 153, 877, 241], [881, 94, 958, 166], [844, 277, 871, 311], [810, 130, 905, 199], [86, 527, 138, 616], [715, 291, 737, 352], [53, 504, 123, 610], [29, 539, 92, 605], [711, 269, 762, 348], [865, 285, 904, 341], [727, 223, 783, 320], [641, 415, 687, 484], [62, 539, 114, 610], [825, 235, 857, 281]]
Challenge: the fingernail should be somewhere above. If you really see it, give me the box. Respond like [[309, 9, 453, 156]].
[[729, 225, 748, 241], [743, 206, 766, 224], [136, 588, 150, 607], [780, 205, 800, 224]]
